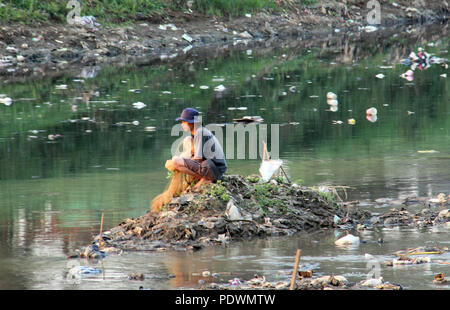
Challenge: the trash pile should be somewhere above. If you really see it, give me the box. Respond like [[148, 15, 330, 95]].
[[367, 206, 450, 229], [203, 273, 403, 290], [72, 174, 371, 255]]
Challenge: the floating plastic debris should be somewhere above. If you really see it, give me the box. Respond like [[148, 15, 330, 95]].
[[289, 86, 296, 93], [55, 84, 68, 90], [145, 127, 156, 132], [400, 70, 414, 81], [366, 107, 377, 116], [417, 150, 438, 154], [132, 120, 140, 126], [132, 102, 146, 109], [348, 118, 356, 125], [360, 277, 383, 287], [69, 266, 102, 276], [327, 99, 338, 106], [214, 85, 226, 92], [0, 96, 12, 106], [335, 234, 360, 246], [376, 73, 385, 79], [441, 73, 447, 78], [326, 92, 337, 100], [212, 77, 225, 82], [199, 85, 209, 90]]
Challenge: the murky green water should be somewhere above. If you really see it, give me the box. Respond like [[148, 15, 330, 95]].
[[0, 24, 449, 290]]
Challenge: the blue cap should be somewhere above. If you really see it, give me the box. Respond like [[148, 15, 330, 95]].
[[176, 108, 200, 123]]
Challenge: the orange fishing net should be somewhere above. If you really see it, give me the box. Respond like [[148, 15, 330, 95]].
[[151, 137, 195, 212]]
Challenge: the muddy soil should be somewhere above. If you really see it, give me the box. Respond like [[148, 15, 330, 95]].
[[1, 0, 448, 81]]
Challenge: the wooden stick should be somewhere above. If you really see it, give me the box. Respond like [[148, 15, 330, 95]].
[[280, 165, 291, 184], [289, 249, 301, 290], [99, 213, 104, 236]]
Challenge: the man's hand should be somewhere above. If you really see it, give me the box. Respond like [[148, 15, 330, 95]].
[[165, 159, 176, 171]]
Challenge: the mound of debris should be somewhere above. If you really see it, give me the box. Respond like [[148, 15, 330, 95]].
[[368, 207, 450, 229], [204, 274, 403, 291], [74, 175, 371, 257]]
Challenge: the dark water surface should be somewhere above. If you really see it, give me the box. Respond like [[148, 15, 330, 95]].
[[0, 23, 449, 290]]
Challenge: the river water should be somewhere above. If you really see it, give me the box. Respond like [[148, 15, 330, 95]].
[[0, 23, 449, 290]]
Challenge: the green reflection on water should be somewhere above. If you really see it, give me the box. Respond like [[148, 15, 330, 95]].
[[0, 33, 448, 248]]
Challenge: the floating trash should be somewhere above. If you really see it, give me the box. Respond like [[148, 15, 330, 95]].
[[347, 118, 356, 125], [233, 116, 263, 124], [145, 127, 156, 132], [329, 105, 338, 112], [334, 234, 360, 246], [360, 277, 383, 287], [214, 85, 226, 92], [132, 102, 146, 109], [132, 120, 140, 126], [441, 73, 447, 78], [366, 107, 377, 115], [69, 266, 102, 276], [327, 99, 338, 106], [55, 85, 68, 90], [327, 92, 337, 100], [237, 107, 247, 111], [417, 150, 438, 154], [0, 96, 12, 106], [199, 85, 209, 90], [400, 70, 414, 81], [48, 134, 62, 141], [289, 86, 296, 93], [375, 73, 385, 79]]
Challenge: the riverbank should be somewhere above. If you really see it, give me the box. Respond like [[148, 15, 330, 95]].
[[0, 0, 448, 81]]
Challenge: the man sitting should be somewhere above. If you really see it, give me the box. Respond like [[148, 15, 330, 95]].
[[165, 108, 227, 190]]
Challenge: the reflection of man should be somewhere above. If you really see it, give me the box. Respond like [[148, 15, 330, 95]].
[[166, 108, 227, 190]]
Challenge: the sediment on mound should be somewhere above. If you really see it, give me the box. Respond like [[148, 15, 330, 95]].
[[84, 175, 371, 254]]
